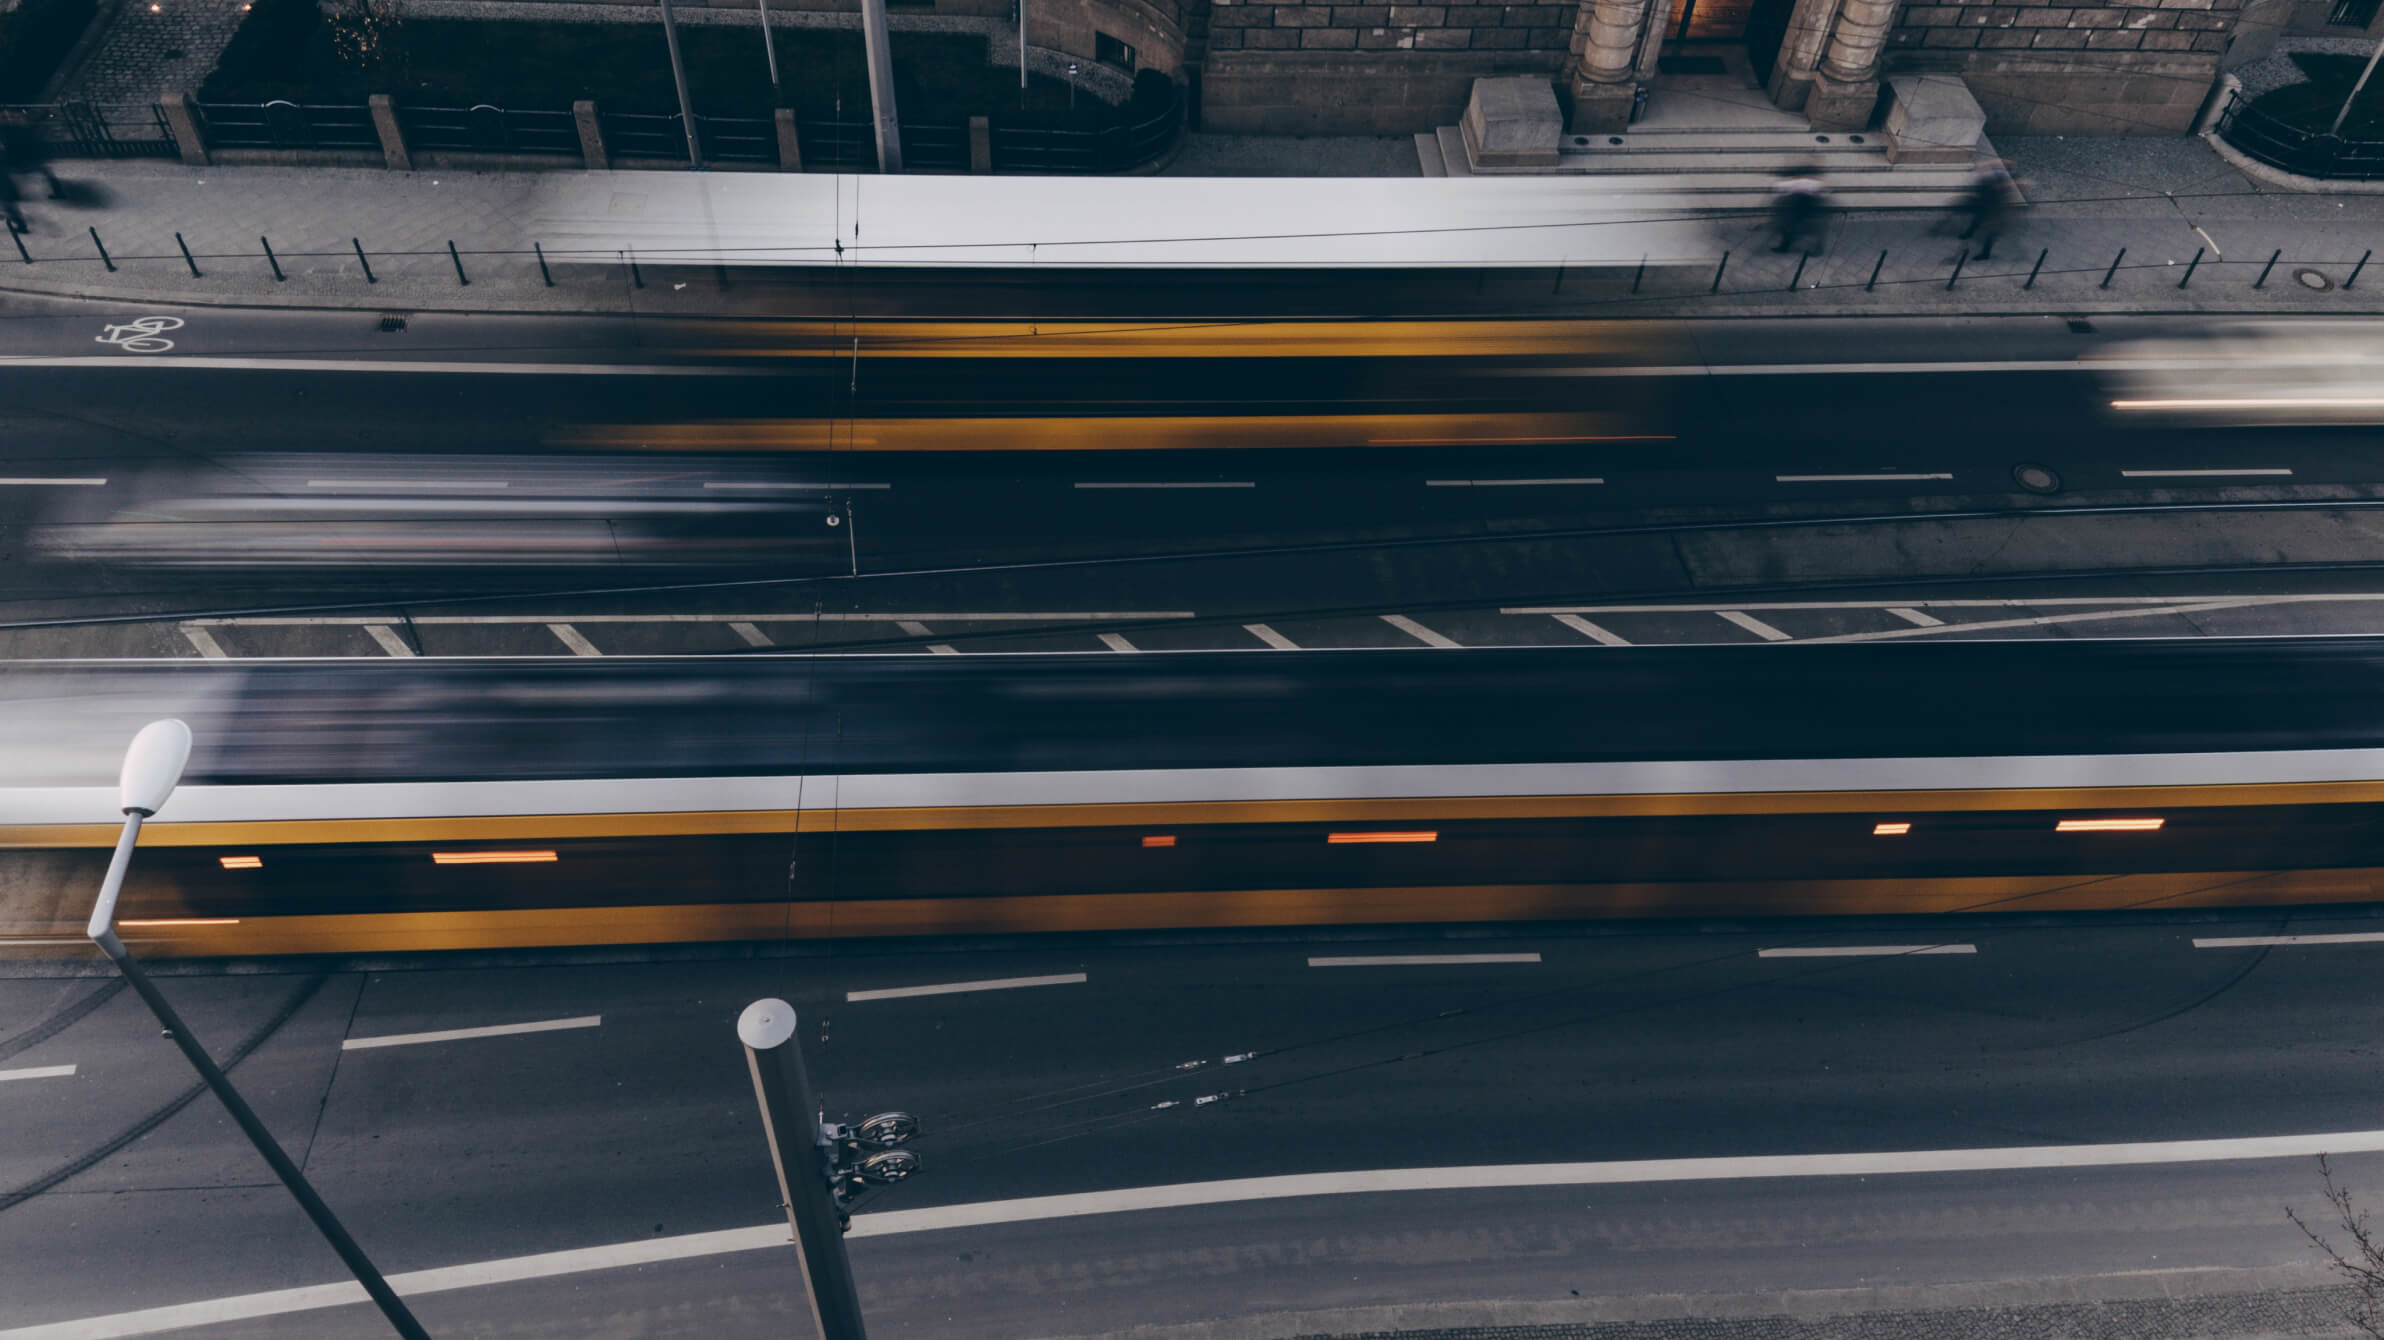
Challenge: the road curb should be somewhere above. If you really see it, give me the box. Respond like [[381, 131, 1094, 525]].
[[1037, 1266, 2348, 1339]]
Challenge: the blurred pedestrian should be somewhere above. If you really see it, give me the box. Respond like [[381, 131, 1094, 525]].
[[1957, 159, 2021, 261], [0, 112, 57, 198], [1769, 165, 1828, 256]]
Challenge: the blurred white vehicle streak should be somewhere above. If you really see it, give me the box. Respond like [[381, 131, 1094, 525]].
[[2100, 320, 2384, 425], [31, 454, 843, 571]]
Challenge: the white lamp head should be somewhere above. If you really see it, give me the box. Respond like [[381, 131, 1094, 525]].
[[118, 719, 193, 817]]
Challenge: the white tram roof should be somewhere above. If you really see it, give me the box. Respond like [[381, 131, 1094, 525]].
[[529, 171, 1705, 270]]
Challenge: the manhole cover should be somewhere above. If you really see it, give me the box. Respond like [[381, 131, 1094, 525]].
[[2298, 269, 2334, 290], [2012, 463, 2062, 494]]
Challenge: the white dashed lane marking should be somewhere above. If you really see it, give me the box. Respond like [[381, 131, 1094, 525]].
[[0, 477, 106, 486], [362, 625, 416, 657], [343, 1016, 603, 1051], [1310, 953, 1542, 966], [1244, 623, 1300, 650], [0, 1064, 76, 1082], [547, 623, 602, 657], [847, 972, 1088, 1003], [1759, 945, 1977, 958], [1716, 610, 1793, 642], [1381, 614, 1460, 648], [2194, 933, 2384, 948], [180, 626, 228, 659], [1552, 614, 1632, 646], [728, 621, 772, 647]]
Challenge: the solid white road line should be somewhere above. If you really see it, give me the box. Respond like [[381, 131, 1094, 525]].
[[180, 626, 227, 660], [0, 357, 788, 375], [728, 621, 773, 647], [1505, 597, 2359, 613], [306, 480, 507, 491], [703, 481, 892, 490], [1759, 945, 1977, 958], [546, 624, 602, 657], [1244, 623, 1301, 650], [1074, 481, 1254, 489], [342, 1015, 602, 1051], [361, 625, 416, 658], [1887, 607, 1944, 627], [1775, 473, 1955, 483], [1424, 477, 1604, 487], [1717, 610, 1793, 642], [1098, 632, 1141, 652], [847, 972, 1087, 1003], [1381, 614, 1461, 649], [2194, 932, 2384, 948], [0, 477, 106, 486], [1309, 953, 1542, 966], [0, 1064, 76, 1082], [2120, 469, 2293, 478], [32, 1127, 2384, 1339], [190, 611, 1198, 626], [1552, 614, 1632, 646]]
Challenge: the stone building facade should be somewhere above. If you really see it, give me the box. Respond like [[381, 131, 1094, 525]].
[[387, 0, 2262, 140]]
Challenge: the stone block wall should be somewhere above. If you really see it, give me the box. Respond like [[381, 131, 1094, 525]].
[[1200, 0, 1572, 131], [1885, 0, 2233, 131]]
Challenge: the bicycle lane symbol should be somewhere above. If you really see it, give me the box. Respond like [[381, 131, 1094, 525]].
[[96, 316, 185, 353]]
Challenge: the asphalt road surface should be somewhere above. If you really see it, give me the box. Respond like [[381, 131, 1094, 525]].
[[7, 913, 2384, 1336]]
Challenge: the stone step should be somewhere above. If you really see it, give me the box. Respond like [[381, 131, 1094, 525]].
[[1522, 151, 1923, 175], [1435, 124, 1475, 178], [1414, 130, 1448, 177], [1570, 170, 1976, 193], [1563, 129, 1888, 151]]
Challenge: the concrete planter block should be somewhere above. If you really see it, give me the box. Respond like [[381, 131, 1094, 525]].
[[1882, 73, 1985, 162], [1460, 75, 1561, 167]]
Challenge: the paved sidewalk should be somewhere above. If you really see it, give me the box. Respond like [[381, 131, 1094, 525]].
[[5, 133, 2384, 318]]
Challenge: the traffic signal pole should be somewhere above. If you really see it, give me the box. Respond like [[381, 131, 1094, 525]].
[[739, 999, 868, 1340]]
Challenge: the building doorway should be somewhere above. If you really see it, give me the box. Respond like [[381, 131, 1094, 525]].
[[1658, 0, 1798, 83]]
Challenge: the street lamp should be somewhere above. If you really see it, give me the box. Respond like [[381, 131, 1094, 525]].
[[86, 720, 429, 1340]]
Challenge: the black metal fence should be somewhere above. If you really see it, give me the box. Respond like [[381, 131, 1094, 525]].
[[397, 104, 577, 156], [5, 86, 1181, 173], [2216, 89, 2384, 181], [1, 101, 178, 158], [195, 100, 378, 152]]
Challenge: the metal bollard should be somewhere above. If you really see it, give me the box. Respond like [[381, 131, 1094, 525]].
[[1710, 250, 1729, 294], [2024, 248, 2046, 290], [1787, 252, 1807, 292], [448, 240, 469, 286], [12, 225, 31, 265], [261, 235, 284, 282], [176, 232, 200, 278], [536, 241, 553, 287], [89, 227, 114, 273], [1632, 256, 1645, 294], [352, 239, 376, 284], [2351, 249, 2372, 290], [1946, 248, 1967, 291], [625, 247, 644, 289], [2177, 246, 2203, 289], [2099, 246, 2126, 290], [1866, 250, 1886, 292], [2255, 248, 2281, 289]]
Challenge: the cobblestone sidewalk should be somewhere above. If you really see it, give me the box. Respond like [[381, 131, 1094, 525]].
[[6, 132, 2384, 318], [1297, 1285, 2363, 1339]]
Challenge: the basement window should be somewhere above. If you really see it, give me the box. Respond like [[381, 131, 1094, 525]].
[[1096, 31, 1137, 70], [2331, 0, 2380, 27]]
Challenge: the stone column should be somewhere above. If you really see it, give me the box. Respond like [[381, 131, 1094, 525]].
[[775, 107, 803, 171], [368, 94, 411, 171], [160, 92, 209, 166], [1565, 0, 1650, 133], [1766, 0, 1840, 112], [1805, 0, 1897, 128], [574, 100, 609, 170]]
